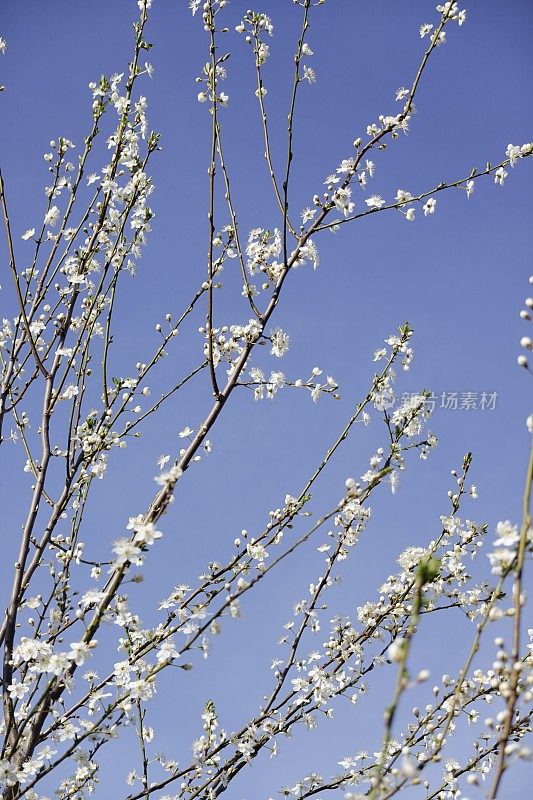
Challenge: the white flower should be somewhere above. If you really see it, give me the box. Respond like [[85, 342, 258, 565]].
[[133, 522, 163, 546], [56, 720, 80, 742], [365, 159, 376, 177], [401, 754, 419, 778], [324, 172, 339, 185], [154, 464, 183, 486], [61, 385, 79, 400], [68, 641, 94, 666], [365, 194, 385, 210], [494, 520, 519, 547], [506, 144, 521, 166], [395, 189, 413, 205], [90, 455, 107, 479], [270, 327, 290, 358], [423, 197, 437, 215], [405, 208, 416, 221], [44, 206, 60, 227], [80, 589, 105, 609], [301, 43, 313, 56], [303, 65, 316, 84], [127, 678, 155, 702], [257, 42, 270, 64], [55, 346, 73, 358], [494, 166, 508, 186], [46, 652, 70, 676], [332, 187, 354, 217], [8, 681, 29, 700], [247, 540, 268, 561], [337, 158, 355, 174], [310, 384, 322, 402], [419, 23, 433, 38], [301, 206, 317, 223], [157, 454, 170, 470], [488, 548, 514, 575], [178, 426, 194, 438], [112, 538, 142, 566], [373, 387, 395, 411], [268, 371, 284, 391], [157, 638, 179, 663], [197, 91, 207, 103], [21, 228, 35, 240], [388, 638, 405, 662], [0, 759, 18, 787]]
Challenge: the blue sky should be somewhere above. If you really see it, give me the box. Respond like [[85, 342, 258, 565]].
[[1, 1, 532, 797]]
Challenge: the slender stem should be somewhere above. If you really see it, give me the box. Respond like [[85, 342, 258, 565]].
[[206, 5, 221, 399], [488, 434, 533, 799], [0, 169, 49, 378]]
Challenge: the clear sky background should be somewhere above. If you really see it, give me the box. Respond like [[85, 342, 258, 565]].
[[1, 1, 533, 798]]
